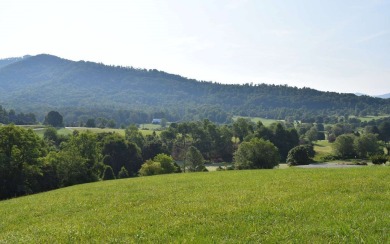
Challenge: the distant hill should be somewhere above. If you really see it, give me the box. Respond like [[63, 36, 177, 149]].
[[377, 93, 390, 99], [0, 56, 30, 69], [0, 54, 389, 123], [354, 93, 368, 96]]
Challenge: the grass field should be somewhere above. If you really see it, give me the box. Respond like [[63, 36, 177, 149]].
[[1, 168, 389, 243], [351, 115, 389, 122], [32, 126, 161, 138], [233, 116, 281, 126], [313, 140, 333, 162]]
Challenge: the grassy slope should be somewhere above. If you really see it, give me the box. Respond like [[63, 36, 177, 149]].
[[1, 168, 389, 243], [32, 126, 161, 138], [352, 115, 390, 122], [313, 140, 333, 161], [233, 116, 280, 126]]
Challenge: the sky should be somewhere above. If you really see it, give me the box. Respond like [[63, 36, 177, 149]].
[[1, 0, 389, 95]]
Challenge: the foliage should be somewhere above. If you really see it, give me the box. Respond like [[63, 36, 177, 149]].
[[234, 138, 279, 169], [153, 154, 177, 174], [101, 133, 143, 177], [139, 160, 162, 176], [233, 118, 254, 142], [305, 127, 318, 142], [125, 124, 145, 149], [0, 125, 46, 199], [0, 105, 36, 125], [378, 121, 390, 142], [44, 111, 63, 127], [102, 165, 116, 180], [286, 145, 313, 166], [2, 54, 390, 126], [139, 154, 177, 176], [185, 146, 205, 172], [254, 122, 299, 161], [118, 166, 129, 179], [86, 118, 96, 128], [354, 133, 381, 158], [332, 134, 356, 158], [43, 150, 89, 187], [370, 154, 388, 165]]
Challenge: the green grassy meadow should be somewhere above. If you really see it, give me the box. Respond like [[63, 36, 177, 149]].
[[32, 126, 161, 138], [1, 168, 389, 243], [352, 115, 390, 122], [233, 116, 281, 126], [313, 140, 333, 162]]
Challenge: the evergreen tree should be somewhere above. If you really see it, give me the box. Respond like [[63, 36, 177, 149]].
[[102, 166, 116, 180]]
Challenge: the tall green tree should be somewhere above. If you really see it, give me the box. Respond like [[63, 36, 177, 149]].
[[101, 133, 143, 177], [233, 118, 253, 142], [378, 121, 390, 142], [0, 125, 46, 199], [354, 133, 381, 158], [234, 138, 279, 169], [44, 111, 63, 127], [186, 146, 205, 172], [286, 145, 314, 166], [125, 124, 145, 149], [333, 134, 356, 158]]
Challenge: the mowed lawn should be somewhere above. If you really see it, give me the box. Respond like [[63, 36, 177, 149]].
[[1, 168, 389, 243]]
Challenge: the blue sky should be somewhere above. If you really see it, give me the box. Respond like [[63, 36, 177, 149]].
[[1, 0, 389, 95]]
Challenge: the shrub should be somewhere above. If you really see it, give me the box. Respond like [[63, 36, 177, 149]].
[[370, 154, 388, 165], [139, 160, 162, 176], [234, 138, 279, 169], [186, 146, 205, 172], [287, 145, 311, 166], [333, 134, 356, 158], [118, 166, 129, 179], [102, 166, 116, 180]]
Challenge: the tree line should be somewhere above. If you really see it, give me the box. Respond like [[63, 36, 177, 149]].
[[0, 105, 36, 125], [2, 114, 390, 200]]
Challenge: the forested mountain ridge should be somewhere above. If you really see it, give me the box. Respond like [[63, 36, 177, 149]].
[[0, 54, 389, 123], [377, 93, 390, 99], [0, 56, 30, 69]]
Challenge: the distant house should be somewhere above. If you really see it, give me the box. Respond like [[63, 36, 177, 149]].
[[152, 119, 162, 124]]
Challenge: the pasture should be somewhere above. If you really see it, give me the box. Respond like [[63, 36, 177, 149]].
[[31, 125, 161, 138], [1, 168, 389, 243], [233, 116, 281, 126], [313, 140, 333, 162]]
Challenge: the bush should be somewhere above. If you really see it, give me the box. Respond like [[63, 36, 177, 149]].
[[370, 154, 388, 165], [118, 166, 129, 178], [286, 145, 311, 166], [234, 138, 279, 169], [102, 166, 116, 180], [139, 160, 162, 176]]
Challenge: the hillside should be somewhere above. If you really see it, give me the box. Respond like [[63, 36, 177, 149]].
[[0, 56, 30, 69], [1, 168, 389, 242], [1, 54, 390, 123], [378, 93, 390, 99]]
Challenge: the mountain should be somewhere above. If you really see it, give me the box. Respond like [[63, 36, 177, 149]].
[[354, 93, 368, 96], [0, 54, 389, 123], [0, 55, 30, 69], [377, 93, 390, 99]]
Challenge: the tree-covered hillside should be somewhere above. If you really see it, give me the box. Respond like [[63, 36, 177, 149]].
[[0, 56, 29, 69], [0, 54, 389, 123]]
